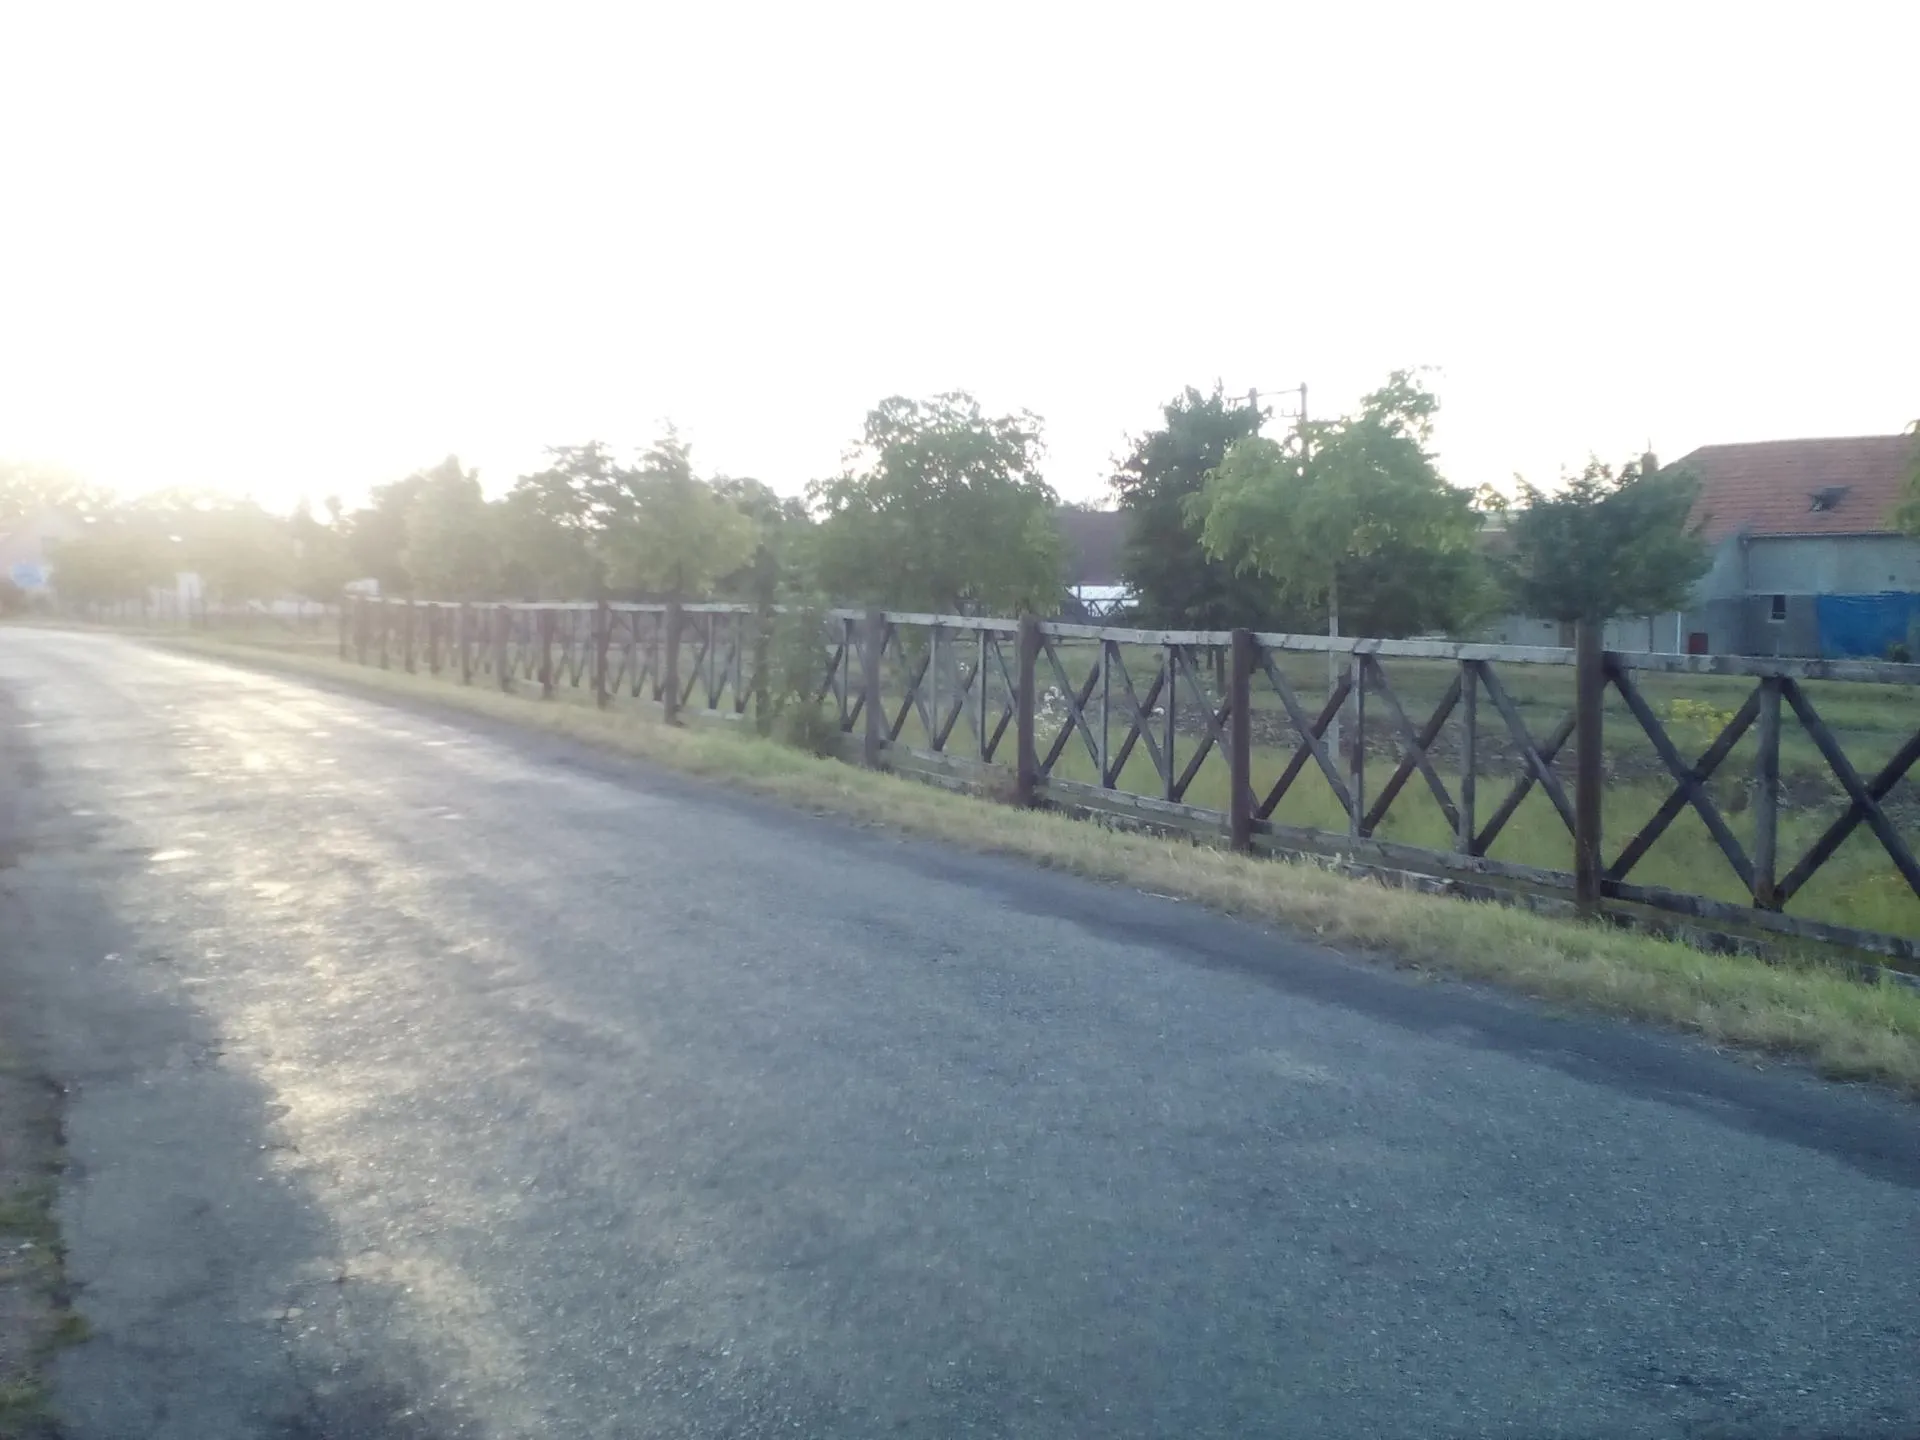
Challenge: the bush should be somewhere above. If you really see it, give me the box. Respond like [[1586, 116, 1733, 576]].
[[752, 595, 844, 760], [778, 700, 843, 758], [1887, 640, 1913, 664]]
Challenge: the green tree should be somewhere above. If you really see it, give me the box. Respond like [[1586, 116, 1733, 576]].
[[180, 500, 297, 605], [288, 498, 357, 601], [343, 473, 427, 594], [497, 442, 627, 598], [1110, 386, 1282, 628], [402, 457, 500, 599], [1893, 419, 1920, 536], [1190, 372, 1483, 640], [808, 392, 1064, 614], [597, 432, 756, 596], [712, 476, 811, 605], [1497, 457, 1710, 622], [48, 518, 170, 606]]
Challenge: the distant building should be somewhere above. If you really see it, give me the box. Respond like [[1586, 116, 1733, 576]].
[[1056, 506, 1133, 619], [1487, 434, 1920, 658]]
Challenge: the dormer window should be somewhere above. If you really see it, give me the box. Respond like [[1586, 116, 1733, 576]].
[[1808, 485, 1850, 512]]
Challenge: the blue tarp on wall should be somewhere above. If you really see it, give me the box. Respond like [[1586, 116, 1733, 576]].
[[1815, 592, 1920, 658]]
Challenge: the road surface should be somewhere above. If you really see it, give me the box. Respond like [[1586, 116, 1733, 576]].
[[1, 629, 1916, 1439]]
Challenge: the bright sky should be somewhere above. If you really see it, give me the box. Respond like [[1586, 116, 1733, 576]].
[[3, 1, 1914, 512]]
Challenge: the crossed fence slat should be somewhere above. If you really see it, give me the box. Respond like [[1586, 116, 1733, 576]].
[[1606, 667, 1759, 890]]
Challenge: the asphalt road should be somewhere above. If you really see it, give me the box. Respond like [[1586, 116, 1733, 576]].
[[1, 630, 1916, 1440]]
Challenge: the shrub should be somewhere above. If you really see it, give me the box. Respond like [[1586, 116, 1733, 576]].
[[778, 700, 843, 758]]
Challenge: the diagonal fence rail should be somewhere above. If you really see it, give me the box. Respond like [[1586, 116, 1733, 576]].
[[338, 596, 1920, 967]]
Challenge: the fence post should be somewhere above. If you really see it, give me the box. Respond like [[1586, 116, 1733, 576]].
[[1015, 613, 1041, 806], [536, 608, 555, 696], [401, 599, 416, 673], [458, 603, 472, 684], [494, 604, 511, 691], [593, 600, 610, 708], [862, 607, 886, 769], [662, 597, 683, 723], [338, 600, 349, 660], [1574, 619, 1605, 915], [1752, 674, 1782, 909], [1457, 659, 1478, 853], [1347, 651, 1366, 839], [378, 598, 391, 669], [836, 616, 853, 731], [752, 603, 773, 735], [1229, 628, 1255, 853]]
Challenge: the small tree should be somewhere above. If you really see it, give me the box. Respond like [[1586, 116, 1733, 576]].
[[1110, 387, 1280, 629], [1498, 458, 1709, 623], [1190, 372, 1483, 640], [809, 392, 1064, 615], [1893, 419, 1920, 536]]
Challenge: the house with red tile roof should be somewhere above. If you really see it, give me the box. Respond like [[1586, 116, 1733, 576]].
[[1672, 433, 1918, 658], [1488, 433, 1919, 658]]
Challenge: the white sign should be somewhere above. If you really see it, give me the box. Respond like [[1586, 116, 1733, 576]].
[[8, 561, 46, 591]]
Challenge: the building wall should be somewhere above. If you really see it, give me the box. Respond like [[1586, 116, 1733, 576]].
[[1744, 535, 1920, 596]]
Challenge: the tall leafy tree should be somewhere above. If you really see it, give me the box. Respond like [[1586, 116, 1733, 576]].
[[808, 392, 1064, 614], [47, 517, 170, 606], [402, 457, 500, 599], [186, 500, 298, 604], [597, 431, 757, 597], [1497, 457, 1710, 622], [712, 476, 811, 605], [1190, 372, 1483, 640], [498, 442, 620, 598], [343, 473, 428, 594], [1109, 387, 1280, 628], [288, 498, 357, 601]]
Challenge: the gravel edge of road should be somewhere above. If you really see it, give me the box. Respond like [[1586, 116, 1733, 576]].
[[0, 682, 86, 1439]]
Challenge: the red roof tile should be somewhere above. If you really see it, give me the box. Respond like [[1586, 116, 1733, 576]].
[[1677, 434, 1916, 543]]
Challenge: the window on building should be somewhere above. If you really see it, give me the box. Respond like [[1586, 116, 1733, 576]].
[[1769, 594, 1787, 623]]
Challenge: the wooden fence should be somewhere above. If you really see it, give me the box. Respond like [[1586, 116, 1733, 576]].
[[339, 596, 1920, 966]]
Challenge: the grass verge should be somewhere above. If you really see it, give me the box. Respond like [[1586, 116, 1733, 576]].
[[155, 634, 1920, 1094], [0, 1074, 81, 1440]]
